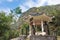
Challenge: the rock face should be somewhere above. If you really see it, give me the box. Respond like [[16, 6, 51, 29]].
[[30, 35, 57, 40]]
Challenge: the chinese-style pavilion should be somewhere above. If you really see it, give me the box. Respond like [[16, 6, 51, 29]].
[[28, 12, 52, 36]]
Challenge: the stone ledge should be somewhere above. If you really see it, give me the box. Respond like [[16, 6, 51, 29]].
[[30, 35, 57, 40]]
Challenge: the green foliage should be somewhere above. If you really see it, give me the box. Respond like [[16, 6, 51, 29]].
[[9, 30, 19, 39], [11, 7, 21, 15], [0, 6, 22, 40], [20, 23, 29, 35], [10, 7, 22, 23], [14, 7, 21, 14], [0, 12, 12, 36], [0, 11, 20, 40], [0, 12, 12, 40]]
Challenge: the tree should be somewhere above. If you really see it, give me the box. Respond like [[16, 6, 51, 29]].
[[10, 7, 22, 27], [20, 23, 29, 35], [0, 11, 13, 40], [49, 9, 60, 36], [10, 7, 21, 18]]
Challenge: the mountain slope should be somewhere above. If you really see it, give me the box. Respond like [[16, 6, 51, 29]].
[[18, 4, 60, 27]]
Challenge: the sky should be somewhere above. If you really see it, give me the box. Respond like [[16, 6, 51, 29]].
[[0, 0, 60, 13]]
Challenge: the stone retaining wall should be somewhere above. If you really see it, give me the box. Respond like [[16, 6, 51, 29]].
[[30, 35, 57, 40], [10, 35, 57, 40]]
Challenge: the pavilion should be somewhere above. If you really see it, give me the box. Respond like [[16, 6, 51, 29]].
[[28, 12, 52, 36]]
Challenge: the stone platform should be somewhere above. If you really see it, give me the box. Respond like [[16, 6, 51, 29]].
[[30, 35, 57, 40], [10, 35, 57, 40]]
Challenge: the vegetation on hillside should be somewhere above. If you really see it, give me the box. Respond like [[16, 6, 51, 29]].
[[0, 7, 21, 40]]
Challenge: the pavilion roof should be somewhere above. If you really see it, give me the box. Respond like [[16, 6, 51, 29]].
[[24, 12, 52, 25], [32, 13, 52, 22]]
